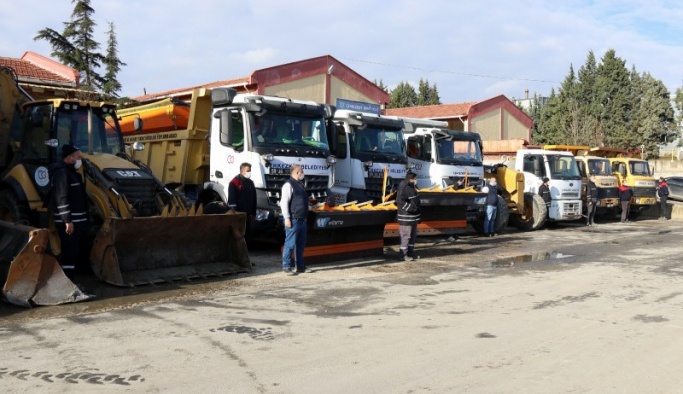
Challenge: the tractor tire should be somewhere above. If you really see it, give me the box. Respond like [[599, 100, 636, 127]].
[[510, 192, 547, 231], [471, 195, 509, 234], [495, 195, 510, 233], [0, 189, 31, 225]]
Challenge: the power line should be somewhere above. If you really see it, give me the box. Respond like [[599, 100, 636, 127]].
[[340, 57, 559, 84]]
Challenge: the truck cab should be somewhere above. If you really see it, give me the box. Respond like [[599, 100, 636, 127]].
[[575, 156, 620, 210], [587, 147, 656, 212], [515, 149, 583, 221], [610, 157, 656, 210], [543, 145, 620, 213], [329, 110, 407, 204], [208, 88, 337, 234], [403, 124, 485, 189], [401, 119, 488, 225]]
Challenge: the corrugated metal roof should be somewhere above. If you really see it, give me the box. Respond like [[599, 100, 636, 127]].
[[385, 102, 476, 119]]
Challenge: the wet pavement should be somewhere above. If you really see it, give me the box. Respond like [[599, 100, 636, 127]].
[[1, 217, 682, 392]]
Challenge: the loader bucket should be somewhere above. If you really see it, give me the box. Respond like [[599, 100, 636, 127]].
[[89, 212, 251, 286], [0, 221, 92, 307]]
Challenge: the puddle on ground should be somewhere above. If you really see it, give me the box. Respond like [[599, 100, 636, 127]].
[[490, 252, 574, 268]]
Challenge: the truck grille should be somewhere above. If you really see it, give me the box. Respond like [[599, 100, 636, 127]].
[[264, 174, 328, 205], [364, 176, 385, 201], [597, 187, 618, 199], [562, 202, 581, 215], [632, 187, 656, 197], [114, 178, 159, 217], [363, 176, 401, 202], [561, 192, 580, 198]]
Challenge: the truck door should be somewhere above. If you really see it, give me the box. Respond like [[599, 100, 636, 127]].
[[611, 160, 626, 184], [522, 154, 546, 191], [210, 108, 244, 185], [407, 136, 431, 188], [329, 122, 352, 203]]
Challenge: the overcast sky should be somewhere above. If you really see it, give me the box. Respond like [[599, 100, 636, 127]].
[[2, 0, 683, 104]]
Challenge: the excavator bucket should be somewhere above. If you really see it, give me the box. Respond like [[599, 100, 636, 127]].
[[89, 211, 251, 286], [0, 221, 92, 307]]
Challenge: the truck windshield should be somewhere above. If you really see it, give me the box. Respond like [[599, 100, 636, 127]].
[[436, 138, 482, 164], [56, 106, 124, 155], [251, 113, 329, 149], [587, 158, 611, 176], [354, 127, 404, 155], [547, 154, 581, 179], [629, 161, 650, 176]]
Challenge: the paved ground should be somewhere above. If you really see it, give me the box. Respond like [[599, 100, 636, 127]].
[[1, 217, 682, 393]]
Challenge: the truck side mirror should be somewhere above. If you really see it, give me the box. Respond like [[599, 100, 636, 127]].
[[217, 109, 233, 145], [533, 157, 543, 177], [327, 119, 337, 152]]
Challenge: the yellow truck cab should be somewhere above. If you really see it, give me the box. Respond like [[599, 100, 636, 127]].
[[590, 147, 656, 212], [543, 145, 620, 213]]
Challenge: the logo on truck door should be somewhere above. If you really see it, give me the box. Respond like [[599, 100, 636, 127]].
[[35, 166, 49, 187]]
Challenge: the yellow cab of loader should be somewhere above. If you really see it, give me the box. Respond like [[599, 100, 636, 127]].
[[0, 66, 250, 305], [589, 147, 657, 213]]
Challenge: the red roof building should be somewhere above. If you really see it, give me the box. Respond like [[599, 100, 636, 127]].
[[385, 95, 533, 142], [0, 52, 79, 100], [133, 54, 390, 107]]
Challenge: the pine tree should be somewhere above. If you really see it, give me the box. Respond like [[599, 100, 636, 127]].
[[577, 51, 602, 146], [631, 72, 675, 158], [389, 82, 418, 108], [417, 79, 429, 106], [674, 86, 683, 146], [427, 84, 441, 105], [35, 0, 116, 98], [102, 21, 126, 100], [596, 49, 632, 148], [535, 89, 564, 144]]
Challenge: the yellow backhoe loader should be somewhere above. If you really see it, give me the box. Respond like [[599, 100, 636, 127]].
[[0, 66, 250, 303]]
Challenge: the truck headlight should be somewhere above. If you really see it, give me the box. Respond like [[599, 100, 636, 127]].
[[255, 209, 270, 221]]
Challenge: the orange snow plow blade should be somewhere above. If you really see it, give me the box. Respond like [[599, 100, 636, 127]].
[[0, 221, 92, 307]]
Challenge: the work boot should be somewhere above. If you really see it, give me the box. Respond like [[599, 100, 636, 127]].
[[403, 255, 414, 262]]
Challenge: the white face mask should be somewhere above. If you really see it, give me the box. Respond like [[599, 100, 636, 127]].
[[243, 171, 252, 179], [298, 173, 305, 181], [74, 159, 82, 170]]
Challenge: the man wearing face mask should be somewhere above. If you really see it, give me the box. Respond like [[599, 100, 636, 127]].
[[228, 162, 257, 243], [48, 144, 89, 278], [280, 164, 309, 274], [396, 171, 421, 261]]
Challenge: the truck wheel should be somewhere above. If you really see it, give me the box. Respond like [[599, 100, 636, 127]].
[[510, 192, 547, 231], [471, 195, 509, 234], [494, 195, 509, 233], [0, 189, 31, 225]]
